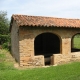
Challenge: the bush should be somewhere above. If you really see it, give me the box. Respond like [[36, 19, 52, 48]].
[[2, 42, 9, 50], [0, 34, 10, 44]]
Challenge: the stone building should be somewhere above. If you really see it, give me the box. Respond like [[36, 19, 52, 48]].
[[10, 14, 80, 67]]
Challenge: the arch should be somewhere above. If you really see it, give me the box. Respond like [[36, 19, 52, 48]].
[[71, 33, 80, 52], [34, 32, 61, 65]]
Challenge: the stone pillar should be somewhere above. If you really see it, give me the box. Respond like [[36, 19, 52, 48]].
[[62, 38, 71, 54], [19, 38, 34, 66]]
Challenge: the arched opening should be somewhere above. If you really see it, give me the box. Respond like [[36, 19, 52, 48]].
[[71, 33, 80, 52], [34, 32, 61, 65]]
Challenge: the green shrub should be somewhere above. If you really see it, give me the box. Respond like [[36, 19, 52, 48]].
[[2, 42, 9, 50]]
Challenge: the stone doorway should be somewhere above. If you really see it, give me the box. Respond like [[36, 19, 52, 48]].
[[34, 32, 60, 65]]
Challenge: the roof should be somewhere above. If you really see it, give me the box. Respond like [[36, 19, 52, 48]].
[[10, 14, 80, 30]]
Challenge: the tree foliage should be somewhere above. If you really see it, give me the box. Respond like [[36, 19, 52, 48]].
[[0, 11, 10, 49]]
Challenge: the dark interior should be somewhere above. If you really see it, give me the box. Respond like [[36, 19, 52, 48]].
[[34, 32, 60, 65]]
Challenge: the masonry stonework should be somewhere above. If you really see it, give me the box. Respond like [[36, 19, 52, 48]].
[[18, 27, 80, 67], [11, 20, 19, 63]]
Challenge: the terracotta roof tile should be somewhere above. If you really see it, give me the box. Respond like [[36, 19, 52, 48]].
[[10, 14, 80, 29]]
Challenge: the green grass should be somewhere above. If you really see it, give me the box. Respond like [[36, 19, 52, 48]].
[[0, 49, 15, 70], [0, 49, 80, 80], [0, 62, 80, 80], [73, 38, 80, 49]]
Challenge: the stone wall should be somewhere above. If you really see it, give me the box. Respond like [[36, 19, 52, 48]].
[[27, 55, 44, 67], [51, 52, 80, 65], [11, 26, 80, 67], [11, 20, 19, 63]]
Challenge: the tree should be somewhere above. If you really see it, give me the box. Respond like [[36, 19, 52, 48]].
[[0, 11, 10, 49]]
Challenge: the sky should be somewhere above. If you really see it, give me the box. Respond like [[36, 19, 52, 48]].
[[0, 0, 80, 20]]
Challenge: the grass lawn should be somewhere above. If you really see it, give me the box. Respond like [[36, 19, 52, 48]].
[[0, 49, 80, 80], [73, 37, 80, 49], [0, 62, 80, 80]]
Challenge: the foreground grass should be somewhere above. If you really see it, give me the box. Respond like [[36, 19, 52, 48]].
[[0, 48, 80, 80], [0, 49, 15, 70], [0, 62, 80, 80]]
